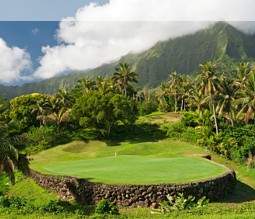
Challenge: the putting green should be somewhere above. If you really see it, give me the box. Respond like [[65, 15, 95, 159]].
[[31, 140, 229, 184], [41, 155, 227, 184]]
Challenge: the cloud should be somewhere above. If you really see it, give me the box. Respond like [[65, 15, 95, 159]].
[[33, 0, 255, 80], [0, 38, 32, 84]]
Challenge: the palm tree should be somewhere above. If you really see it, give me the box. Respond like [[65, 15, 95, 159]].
[[56, 88, 74, 108], [234, 62, 252, 90], [95, 76, 112, 95], [167, 72, 179, 112], [156, 82, 171, 112], [112, 63, 138, 97], [0, 137, 29, 184], [37, 95, 71, 132], [187, 85, 206, 111], [217, 75, 238, 126], [235, 70, 255, 124], [197, 61, 220, 134], [178, 75, 191, 111], [75, 78, 95, 95]]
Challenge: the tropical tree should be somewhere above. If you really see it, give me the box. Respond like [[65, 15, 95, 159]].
[[0, 97, 9, 128], [234, 62, 252, 90], [56, 88, 74, 108], [235, 70, 255, 124], [157, 82, 172, 112], [197, 61, 220, 134], [0, 137, 29, 184], [75, 78, 95, 96], [71, 91, 137, 136], [217, 74, 238, 126], [37, 94, 71, 132], [167, 72, 180, 112], [186, 85, 205, 111], [9, 93, 45, 133], [112, 63, 138, 97], [95, 76, 113, 95], [178, 75, 191, 111]]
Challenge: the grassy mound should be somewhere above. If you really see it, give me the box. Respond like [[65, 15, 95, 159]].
[[31, 140, 228, 184]]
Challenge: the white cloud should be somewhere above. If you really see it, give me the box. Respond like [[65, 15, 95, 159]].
[[33, 0, 255, 80], [0, 38, 32, 84]]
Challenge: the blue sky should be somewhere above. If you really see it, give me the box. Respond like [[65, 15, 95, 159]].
[[0, 0, 107, 21], [0, 22, 58, 68], [0, 0, 255, 85]]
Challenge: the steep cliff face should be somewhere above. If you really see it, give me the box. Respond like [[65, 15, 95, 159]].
[[2, 22, 255, 99]]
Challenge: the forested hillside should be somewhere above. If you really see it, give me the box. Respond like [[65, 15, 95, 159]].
[[2, 22, 255, 99]]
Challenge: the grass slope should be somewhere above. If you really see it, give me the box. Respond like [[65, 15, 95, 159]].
[[31, 140, 228, 184]]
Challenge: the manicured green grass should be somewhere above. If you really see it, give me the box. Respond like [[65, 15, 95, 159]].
[[44, 156, 227, 184], [31, 140, 228, 184]]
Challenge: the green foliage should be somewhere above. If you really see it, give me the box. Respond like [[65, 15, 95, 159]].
[[71, 91, 137, 137], [0, 195, 65, 214], [154, 193, 209, 214], [0, 174, 10, 195], [178, 109, 255, 164], [38, 200, 64, 213], [219, 124, 255, 163], [166, 122, 202, 144], [0, 195, 27, 209], [23, 126, 56, 154], [94, 199, 119, 215], [8, 93, 45, 133], [180, 112, 199, 127], [138, 100, 158, 116]]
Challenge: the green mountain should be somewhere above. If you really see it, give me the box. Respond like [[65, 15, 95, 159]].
[[2, 22, 255, 99]]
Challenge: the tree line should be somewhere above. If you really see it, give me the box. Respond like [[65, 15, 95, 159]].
[[1, 60, 255, 182]]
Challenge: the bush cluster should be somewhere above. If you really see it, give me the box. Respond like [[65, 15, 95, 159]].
[[153, 193, 209, 214], [0, 196, 64, 214], [167, 112, 255, 165], [94, 199, 119, 216]]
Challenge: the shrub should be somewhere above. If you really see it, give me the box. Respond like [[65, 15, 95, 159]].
[[39, 200, 64, 213], [0, 196, 27, 209], [153, 193, 209, 214], [23, 126, 55, 154], [94, 199, 119, 215], [220, 124, 255, 163], [138, 100, 158, 116], [166, 122, 202, 144], [180, 111, 199, 127]]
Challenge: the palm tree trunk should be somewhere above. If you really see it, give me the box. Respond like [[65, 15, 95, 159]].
[[174, 95, 177, 113], [181, 97, 185, 111], [212, 102, 219, 135]]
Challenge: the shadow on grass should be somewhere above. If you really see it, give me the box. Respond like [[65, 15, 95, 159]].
[[53, 199, 95, 216], [105, 123, 167, 146], [220, 180, 255, 203]]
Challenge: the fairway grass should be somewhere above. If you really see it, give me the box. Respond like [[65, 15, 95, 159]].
[[31, 140, 228, 184]]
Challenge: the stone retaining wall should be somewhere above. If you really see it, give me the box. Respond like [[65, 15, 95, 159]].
[[30, 168, 236, 207]]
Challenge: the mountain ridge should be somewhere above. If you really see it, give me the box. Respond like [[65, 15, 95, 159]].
[[2, 22, 255, 99]]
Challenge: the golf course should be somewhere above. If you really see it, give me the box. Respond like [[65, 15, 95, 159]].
[[30, 139, 228, 184]]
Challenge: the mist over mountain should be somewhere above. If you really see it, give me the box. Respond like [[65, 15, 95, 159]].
[[1, 22, 255, 99]]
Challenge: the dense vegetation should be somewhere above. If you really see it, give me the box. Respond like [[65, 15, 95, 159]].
[[1, 57, 255, 218], [2, 59, 255, 179]]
